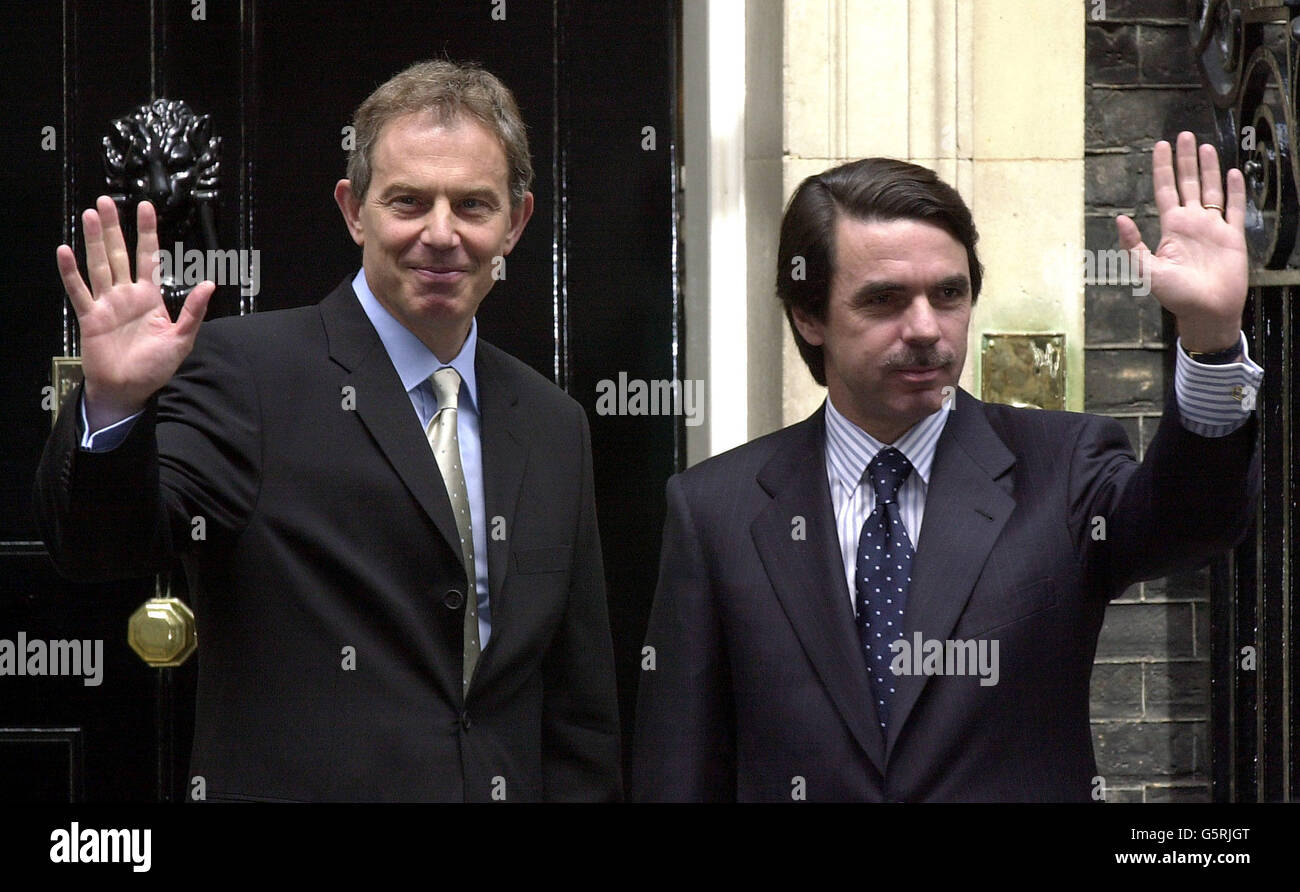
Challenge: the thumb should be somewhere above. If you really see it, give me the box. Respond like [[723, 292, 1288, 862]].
[[1115, 214, 1154, 283], [174, 280, 215, 342], [1115, 213, 1146, 253]]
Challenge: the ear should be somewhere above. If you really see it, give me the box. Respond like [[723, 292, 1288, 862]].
[[334, 179, 364, 246], [501, 191, 535, 255], [790, 305, 826, 347]]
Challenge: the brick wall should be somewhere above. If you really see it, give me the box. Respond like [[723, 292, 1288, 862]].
[[1085, 0, 1220, 802]]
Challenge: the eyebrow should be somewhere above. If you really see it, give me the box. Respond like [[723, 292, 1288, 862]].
[[377, 182, 504, 201], [851, 274, 971, 302]]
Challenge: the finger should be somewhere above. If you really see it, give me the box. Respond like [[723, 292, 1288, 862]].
[[1225, 167, 1247, 229], [96, 195, 132, 284], [173, 281, 215, 342], [1151, 140, 1179, 216], [55, 244, 94, 317], [82, 207, 112, 295], [136, 200, 160, 286], [1175, 131, 1201, 206], [1199, 142, 1225, 211]]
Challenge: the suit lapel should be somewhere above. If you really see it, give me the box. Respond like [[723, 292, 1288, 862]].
[[318, 281, 466, 582], [886, 388, 1016, 754], [472, 341, 529, 678], [750, 408, 887, 777]]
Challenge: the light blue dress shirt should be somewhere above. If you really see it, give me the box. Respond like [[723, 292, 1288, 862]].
[[78, 268, 493, 646], [351, 270, 491, 647]]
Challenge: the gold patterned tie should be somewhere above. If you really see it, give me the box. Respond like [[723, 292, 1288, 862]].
[[425, 367, 479, 692]]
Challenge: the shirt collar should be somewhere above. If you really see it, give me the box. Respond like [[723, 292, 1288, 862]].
[[352, 268, 479, 411], [824, 394, 951, 493]]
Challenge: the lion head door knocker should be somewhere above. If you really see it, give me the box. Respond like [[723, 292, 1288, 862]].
[[102, 98, 222, 320]]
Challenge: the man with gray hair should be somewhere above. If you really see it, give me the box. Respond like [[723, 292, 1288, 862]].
[[37, 59, 622, 802]]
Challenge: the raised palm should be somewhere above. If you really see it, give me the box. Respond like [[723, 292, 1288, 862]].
[[1116, 132, 1248, 351], [56, 196, 214, 429]]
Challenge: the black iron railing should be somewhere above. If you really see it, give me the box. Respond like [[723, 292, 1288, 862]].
[[1191, 0, 1297, 802]]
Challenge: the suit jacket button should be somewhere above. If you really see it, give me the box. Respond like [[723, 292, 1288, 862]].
[[460, 712, 472, 730], [443, 589, 465, 610]]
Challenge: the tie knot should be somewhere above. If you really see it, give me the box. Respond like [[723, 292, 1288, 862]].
[[865, 447, 913, 504], [432, 367, 461, 412]]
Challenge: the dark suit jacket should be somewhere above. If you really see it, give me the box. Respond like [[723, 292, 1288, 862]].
[[35, 279, 621, 802], [632, 387, 1258, 802]]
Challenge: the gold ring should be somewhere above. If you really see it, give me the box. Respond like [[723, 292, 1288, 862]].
[[1203, 202, 1225, 213]]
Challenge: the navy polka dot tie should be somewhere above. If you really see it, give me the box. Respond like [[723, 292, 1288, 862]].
[[854, 446, 915, 731]]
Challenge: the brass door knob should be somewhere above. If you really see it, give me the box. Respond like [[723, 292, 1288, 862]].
[[128, 597, 198, 667]]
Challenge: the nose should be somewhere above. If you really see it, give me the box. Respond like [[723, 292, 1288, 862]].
[[902, 294, 941, 343], [420, 199, 460, 250]]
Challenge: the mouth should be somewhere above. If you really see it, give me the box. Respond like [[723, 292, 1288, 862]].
[[892, 366, 944, 383], [411, 266, 468, 284]]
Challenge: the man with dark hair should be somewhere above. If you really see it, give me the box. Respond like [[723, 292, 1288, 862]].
[[37, 59, 621, 802], [633, 135, 1262, 801], [777, 157, 984, 389]]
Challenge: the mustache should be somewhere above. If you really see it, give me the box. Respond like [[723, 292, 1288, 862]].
[[883, 349, 955, 370]]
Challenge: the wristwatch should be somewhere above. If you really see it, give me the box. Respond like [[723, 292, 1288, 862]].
[[1182, 341, 1243, 364]]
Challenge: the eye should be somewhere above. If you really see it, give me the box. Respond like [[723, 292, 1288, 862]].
[[383, 194, 423, 211]]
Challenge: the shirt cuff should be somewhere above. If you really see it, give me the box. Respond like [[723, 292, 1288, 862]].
[[79, 391, 143, 452], [1174, 331, 1264, 437]]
